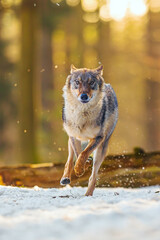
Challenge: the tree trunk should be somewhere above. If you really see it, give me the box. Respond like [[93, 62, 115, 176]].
[[146, 10, 160, 150], [19, 0, 39, 163]]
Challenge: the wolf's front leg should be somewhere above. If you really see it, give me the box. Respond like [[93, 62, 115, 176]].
[[74, 136, 103, 177], [60, 138, 74, 185], [85, 137, 109, 196], [60, 137, 81, 185]]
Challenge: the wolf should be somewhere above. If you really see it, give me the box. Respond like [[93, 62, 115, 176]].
[[60, 65, 118, 196]]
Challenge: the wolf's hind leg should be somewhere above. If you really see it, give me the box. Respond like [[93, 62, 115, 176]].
[[85, 138, 109, 196], [70, 137, 81, 159]]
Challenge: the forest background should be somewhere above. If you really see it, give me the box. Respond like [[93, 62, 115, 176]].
[[0, 0, 160, 166]]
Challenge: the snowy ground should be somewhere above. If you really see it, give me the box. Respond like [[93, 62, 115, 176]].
[[0, 185, 160, 240]]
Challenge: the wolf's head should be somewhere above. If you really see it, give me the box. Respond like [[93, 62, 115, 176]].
[[65, 65, 104, 104]]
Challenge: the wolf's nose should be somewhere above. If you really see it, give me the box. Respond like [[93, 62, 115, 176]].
[[81, 93, 88, 101]]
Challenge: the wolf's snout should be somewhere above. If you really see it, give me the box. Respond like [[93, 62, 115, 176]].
[[80, 93, 88, 102]]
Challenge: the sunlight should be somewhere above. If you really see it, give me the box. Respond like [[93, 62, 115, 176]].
[[129, 0, 148, 17], [66, 0, 80, 7], [99, 0, 148, 22], [83, 12, 99, 23], [1, 11, 20, 40], [1, 0, 21, 8], [1, 0, 12, 8], [99, 4, 110, 22], [81, 0, 98, 12], [109, 0, 128, 21], [150, 0, 160, 12], [13, 0, 21, 5]]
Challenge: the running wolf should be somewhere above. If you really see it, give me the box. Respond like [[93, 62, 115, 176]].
[[60, 65, 118, 196]]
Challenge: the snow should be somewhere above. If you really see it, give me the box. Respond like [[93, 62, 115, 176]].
[[0, 185, 160, 240]]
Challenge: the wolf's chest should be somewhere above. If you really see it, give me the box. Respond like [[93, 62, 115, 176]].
[[63, 107, 100, 140]]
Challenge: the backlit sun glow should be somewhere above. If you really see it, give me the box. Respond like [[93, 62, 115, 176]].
[[81, 0, 98, 12], [99, 0, 148, 21], [129, 0, 148, 16], [109, 0, 128, 21], [65, 0, 150, 21]]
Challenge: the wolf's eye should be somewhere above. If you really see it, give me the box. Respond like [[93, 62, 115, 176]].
[[75, 80, 80, 85], [90, 80, 95, 86]]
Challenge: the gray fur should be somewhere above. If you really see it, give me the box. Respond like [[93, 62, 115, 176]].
[[96, 98, 107, 126], [105, 84, 118, 113], [89, 136, 103, 151], [62, 104, 66, 123]]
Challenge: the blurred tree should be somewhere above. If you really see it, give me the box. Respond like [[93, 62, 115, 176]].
[[36, 0, 55, 159], [19, 0, 39, 163], [0, 5, 15, 155], [38, 0, 71, 103], [38, 0, 54, 110], [64, 5, 84, 72], [99, 21, 111, 77], [19, 0, 71, 163], [146, 9, 160, 150], [37, 0, 71, 160]]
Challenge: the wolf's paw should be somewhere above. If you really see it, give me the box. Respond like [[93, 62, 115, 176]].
[[85, 191, 93, 196], [74, 163, 85, 177], [85, 156, 93, 169], [60, 177, 70, 185]]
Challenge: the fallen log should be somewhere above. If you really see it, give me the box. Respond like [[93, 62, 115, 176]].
[[0, 149, 160, 188]]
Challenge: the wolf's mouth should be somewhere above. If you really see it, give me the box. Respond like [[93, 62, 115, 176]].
[[80, 99, 89, 103]]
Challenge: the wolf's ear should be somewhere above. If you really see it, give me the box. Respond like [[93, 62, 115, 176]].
[[66, 75, 72, 88], [94, 65, 103, 76], [70, 64, 77, 74]]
